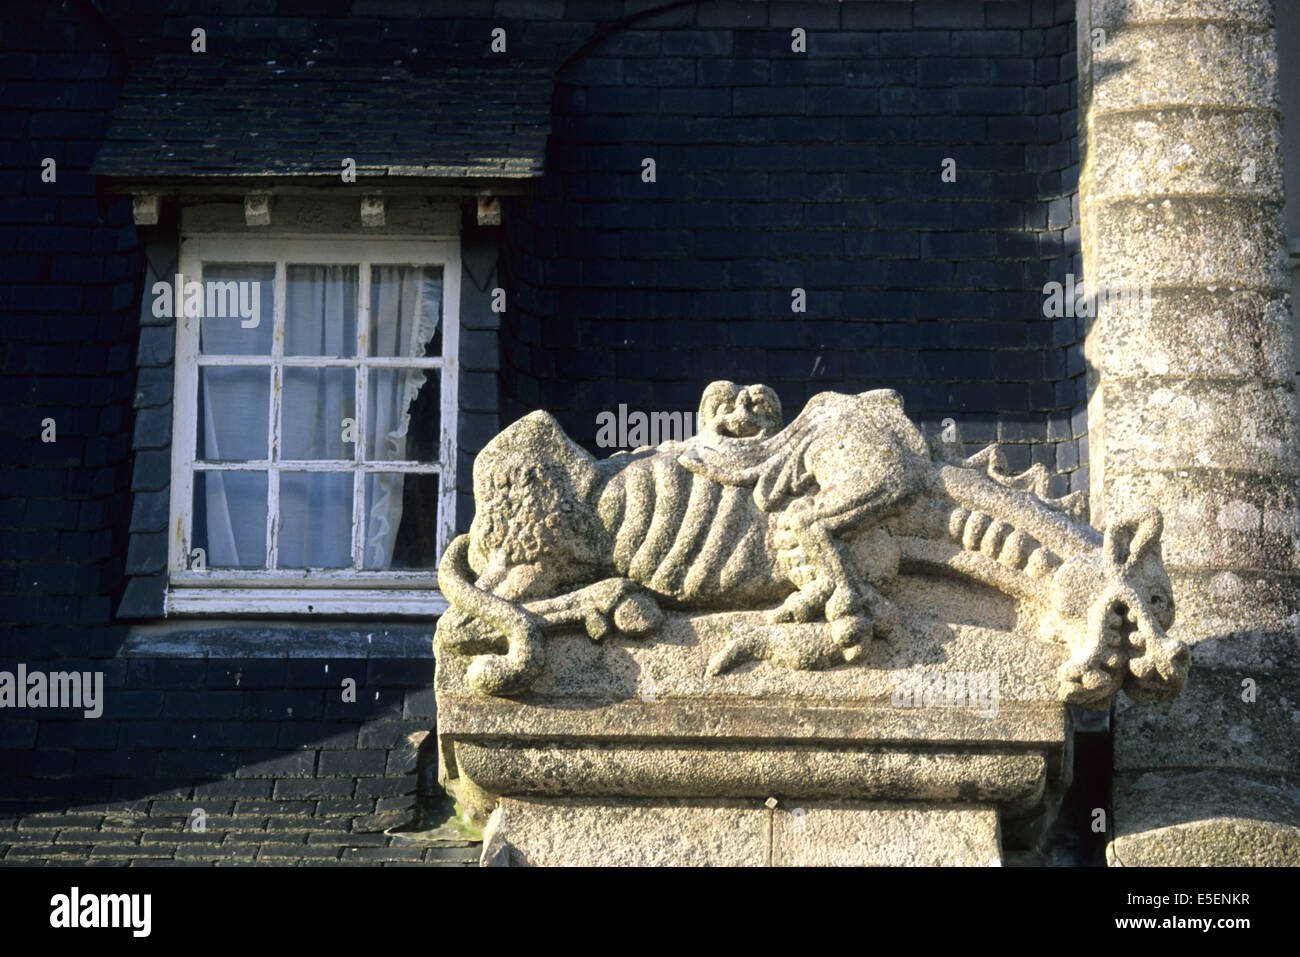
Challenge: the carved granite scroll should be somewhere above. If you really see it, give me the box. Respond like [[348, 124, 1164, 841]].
[[435, 382, 1189, 711]]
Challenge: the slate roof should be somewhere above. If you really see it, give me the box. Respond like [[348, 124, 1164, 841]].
[[93, 55, 554, 180]]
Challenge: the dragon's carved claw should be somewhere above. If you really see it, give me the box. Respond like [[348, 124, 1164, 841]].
[[766, 580, 832, 624]]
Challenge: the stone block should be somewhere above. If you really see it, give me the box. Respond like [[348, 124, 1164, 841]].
[[772, 802, 1001, 866], [1096, 378, 1295, 475], [1089, 108, 1283, 202], [483, 797, 1002, 867], [1113, 665, 1300, 775], [1095, 289, 1292, 385], [1091, 0, 1273, 28], [1090, 22, 1278, 113], [1110, 769, 1300, 865], [1091, 197, 1288, 290], [1164, 570, 1300, 663], [1102, 469, 1299, 573]]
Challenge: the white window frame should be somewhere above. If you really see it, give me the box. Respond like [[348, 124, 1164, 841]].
[[166, 233, 460, 616]]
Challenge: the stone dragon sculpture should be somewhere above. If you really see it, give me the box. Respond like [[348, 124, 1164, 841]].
[[435, 381, 1189, 709]]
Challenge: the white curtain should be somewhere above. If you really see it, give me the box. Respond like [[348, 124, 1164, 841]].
[[198, 264, 440, 571], [363, 266, 441, 569], [276, 266, 357, 569], [198, 264, 273, 568]]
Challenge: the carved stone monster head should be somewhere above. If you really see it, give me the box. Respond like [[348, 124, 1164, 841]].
[[466, 410, 609, 583], [1048, 508, 1189, 708], [697, 381, 782, 440]]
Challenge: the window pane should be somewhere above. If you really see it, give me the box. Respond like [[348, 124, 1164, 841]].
[[363, 472, 439, 570], [281, 368, 355, 461], [199, 264, 274, 355], [366, 368, 440, 462], [277, 472, 353, 569], [367, 265, 443, 357], [193, 470, 267, 568], [286, 264, 358, 357], [198, 367, 269, 461]]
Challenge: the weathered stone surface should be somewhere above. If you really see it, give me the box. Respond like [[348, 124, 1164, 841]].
[[480, 797, 1002, 867], [1161, 570, 1300, 659], [488, 798, 770, 867], [1090, 109, 1283, 202], [1110, 769, 1300, 866], [439, 682, 1063, 748], [1103, 470, 1300, 573], [772, 803, 1001, 867], [1096, 290, 1292, 384], [1091, 23, 1278, 112], [440, 599, 1064, 714], [1113, 666, 1300, 775], [1111, 817, 1300, 866], [438, 601, 1061, 824], [1092, 198, 1289, 290], [454, 742, 1047, 808], [1091, 0, 1274, 27], [1096, 379, 1295, 475]]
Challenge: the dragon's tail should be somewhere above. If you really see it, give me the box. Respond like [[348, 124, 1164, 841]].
[[437, 535, 545, 696]]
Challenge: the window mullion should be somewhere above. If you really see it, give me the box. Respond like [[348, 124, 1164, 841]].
[[267, 259, 286, 570], [438, 253, 461, 560], [173, 244, 202, 574], [353, 261, 371, 570]]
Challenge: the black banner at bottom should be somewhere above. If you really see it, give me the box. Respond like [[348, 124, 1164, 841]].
[[0, 864, 1282, 944]]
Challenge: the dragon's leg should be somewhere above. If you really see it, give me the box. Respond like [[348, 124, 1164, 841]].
[[767, 489, 900, 648]]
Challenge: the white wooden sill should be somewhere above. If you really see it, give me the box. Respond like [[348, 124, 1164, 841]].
[[164, 584, 448, 617]]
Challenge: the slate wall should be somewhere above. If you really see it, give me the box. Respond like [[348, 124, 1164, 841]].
[[0, 1, 466, 861], [504, 0, 1085, 495], [2, 0, 142, 801]]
